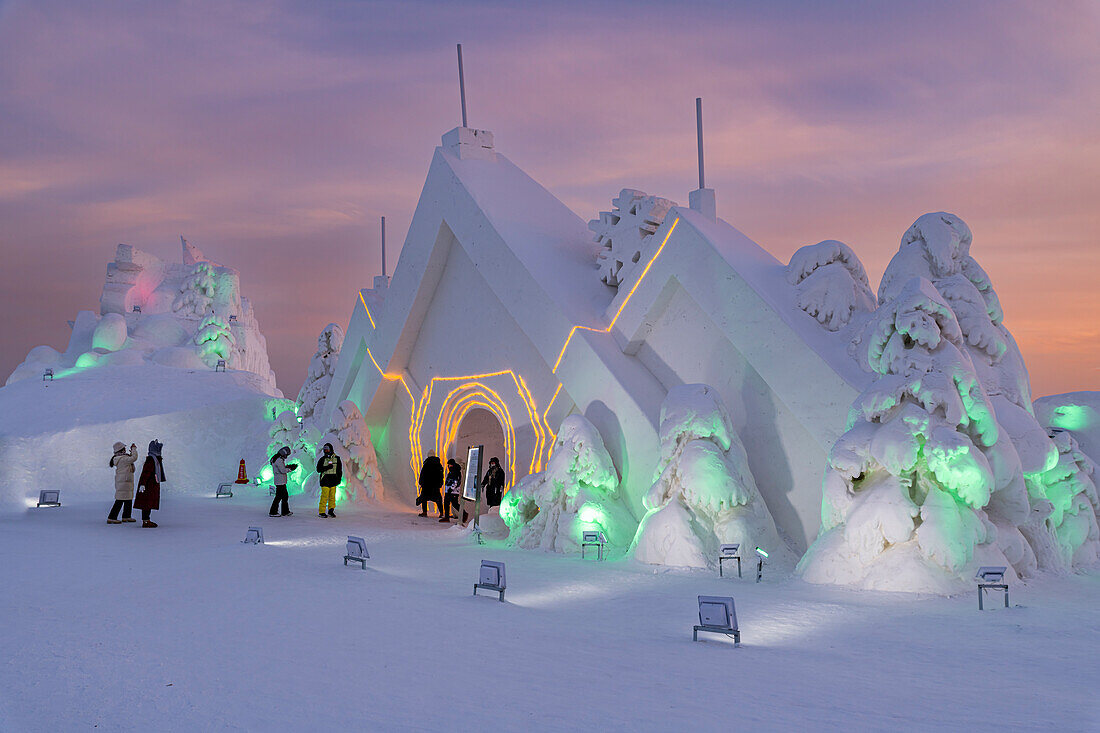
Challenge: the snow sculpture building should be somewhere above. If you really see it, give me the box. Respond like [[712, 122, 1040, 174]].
[[323, 126, 866, 553]]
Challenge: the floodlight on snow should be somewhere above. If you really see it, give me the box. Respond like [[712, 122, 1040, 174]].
[[215, 359, 227, 372], [344, 536, 369, 570], [719, 543, 741, 578], [36, 490, 61, 508], [976, 566, 1009, 610], [242, 526, 264, 545], [42, 368, 53, 381], [132, 305, 141, 313], [754, 547, 768, 583], [228, 314, 237, 322], [473, 560, 507, 602], [693, 595, 740, 646], [215, 482, 233, 499], [581, 530, 607, 561]]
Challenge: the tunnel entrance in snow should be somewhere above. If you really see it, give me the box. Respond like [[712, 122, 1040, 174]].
[[451, 407, 507, 508]]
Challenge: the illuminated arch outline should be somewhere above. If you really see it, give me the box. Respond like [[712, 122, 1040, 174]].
[[356, 217, 680, 485]]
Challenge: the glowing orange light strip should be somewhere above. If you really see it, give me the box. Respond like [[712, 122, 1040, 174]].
[[358, 291, 377, 329]]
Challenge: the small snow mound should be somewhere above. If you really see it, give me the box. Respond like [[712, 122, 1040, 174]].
[[92, 313, 128, 351]]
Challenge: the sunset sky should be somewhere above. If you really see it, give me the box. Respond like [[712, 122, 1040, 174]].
[[1, 0, 1096, 398]]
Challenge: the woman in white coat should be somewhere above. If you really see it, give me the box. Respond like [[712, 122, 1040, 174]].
[[107, 441, 137, 524]]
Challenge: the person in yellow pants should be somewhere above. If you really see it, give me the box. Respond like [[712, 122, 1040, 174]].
[[316, 443, 343, 518]]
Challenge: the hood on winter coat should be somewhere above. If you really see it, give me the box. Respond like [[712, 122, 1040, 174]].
[[147, 439, 163, 457], [113, 441, 126, 453]]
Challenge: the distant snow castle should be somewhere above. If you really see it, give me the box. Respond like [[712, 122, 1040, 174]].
[[323, 125, 1098, 592]]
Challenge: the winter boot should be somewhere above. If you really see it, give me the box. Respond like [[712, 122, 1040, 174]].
[[107, 519, 122, 524], [281, 511, 293, 517], [439, 516, 449, 523], [142, 520, 158, 528], [318, 512, 327, 518], [269, 513, 279, 518], [122, 518, 137, 523], [327, 509, 335, 518]]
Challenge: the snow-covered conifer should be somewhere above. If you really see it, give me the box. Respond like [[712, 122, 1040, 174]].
[[192, 310, 237, 368], [501, 414, 635, 554], [325, 400, 382, 502], [297, 323, 344, 429], [786, 240, 876, 332], [173, 261, 217, 317], [632, 384, 787, 568]]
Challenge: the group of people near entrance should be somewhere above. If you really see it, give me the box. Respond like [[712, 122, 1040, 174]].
[[415, 454, 505, 522], [107, 440, 166, 528], [108, 440, 505, 524]]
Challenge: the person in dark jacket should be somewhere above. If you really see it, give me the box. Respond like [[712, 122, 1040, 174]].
[[134, 439, 166, 528], [482, 456, 506, 508], [441, 459, 462, 522], [416, 455, 444, 518], [316, 442, 343, 518], [268, 447, 298, 517]]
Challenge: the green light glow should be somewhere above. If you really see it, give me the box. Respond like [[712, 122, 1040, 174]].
[[756, 547, 769, 558], [1049, 404, 1092, 432], [259, 465, 273, 483], [578, 503, 607, 528]]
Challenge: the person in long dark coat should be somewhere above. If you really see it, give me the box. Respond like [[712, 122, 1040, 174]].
[[416, 455, 444, 518], [134, 439, 166, 528], [441, 459, 462, 522], [482, 456, 506, 508]]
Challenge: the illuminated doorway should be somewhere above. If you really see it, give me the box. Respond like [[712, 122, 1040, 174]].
[[451, 407, 507, 514]]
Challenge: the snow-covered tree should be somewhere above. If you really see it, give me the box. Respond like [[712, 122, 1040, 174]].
[[501, 414, 635, 554], [265, 409, 316, 495], [786, 240, 876, 332], [297, 323, 344, 429], [632, 384, 788, 568], [173, 261, 217, 317], [590, 188, 676, 288], [1028, 429, 1100, 568], [325, 400, 383, 502], [877, 213, 1066, 571], [192, 310, 238, 368], [799, 278, 1029, 592]]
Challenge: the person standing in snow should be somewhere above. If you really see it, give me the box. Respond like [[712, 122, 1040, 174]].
[[482, 456, 506, 508], [268, 447, 298, 517], [441, 459, 462, 522], [316, 442, 342, 518], [134, 439, 166, 528], [416, 455, 444, 518], [107, 441, 138, 524]]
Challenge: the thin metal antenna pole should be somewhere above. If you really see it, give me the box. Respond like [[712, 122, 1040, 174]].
[[457, 43, 468, 127], [696, 97, 705, 189], [380, 216, 386, 278]]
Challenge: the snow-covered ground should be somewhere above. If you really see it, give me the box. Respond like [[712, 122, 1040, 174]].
[[1, 494, 1096, 731]]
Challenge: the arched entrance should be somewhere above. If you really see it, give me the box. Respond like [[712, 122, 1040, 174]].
[[449, 407, 507, 494]]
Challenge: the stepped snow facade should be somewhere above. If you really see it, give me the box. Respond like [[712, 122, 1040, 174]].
[[323, 126, 1099, 590]]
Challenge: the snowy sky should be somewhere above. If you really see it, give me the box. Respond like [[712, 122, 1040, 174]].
[[1, 0, 1097, 398]]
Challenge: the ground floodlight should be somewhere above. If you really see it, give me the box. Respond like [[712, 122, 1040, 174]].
[[37, 490, 61, 508], [344, 535, 369, 570], [229, 314, 237, 322], [693, 595, 740, 646], [754, 547, 768, 583], [42, 368, 53, 381], [581, 530, 607, 561], [719, 543, 741, 578], [215, 359, 227, 372], [215, 482, 233, 499], [242, 526, 264, 544], [132, 305, 141, 313], [976, 566, 1009, 610], [474, 560, 507, 602]]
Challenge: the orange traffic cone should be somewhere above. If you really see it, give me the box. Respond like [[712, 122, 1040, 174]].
[[234, 459, 249, 484]]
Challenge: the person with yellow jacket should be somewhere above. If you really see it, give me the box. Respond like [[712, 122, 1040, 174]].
[[316, 442, 343, 518]]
